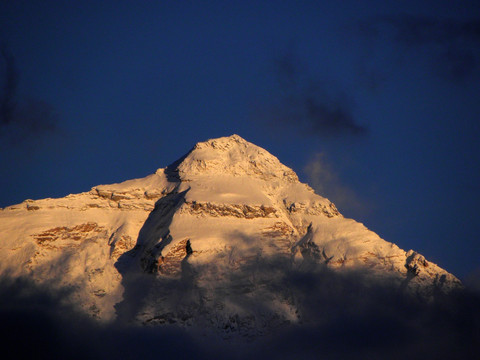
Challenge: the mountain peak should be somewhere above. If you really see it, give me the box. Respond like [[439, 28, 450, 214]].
[[195, 134, 246, 148], [0, 134, 463, 333], [168, 134, 299, 182]]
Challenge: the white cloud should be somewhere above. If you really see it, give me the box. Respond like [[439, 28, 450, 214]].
[[304, 153, 367, 217]]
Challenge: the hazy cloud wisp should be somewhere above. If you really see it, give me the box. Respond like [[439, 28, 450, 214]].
[[262, 49, 367, 138], [360, 15, 480, 81], [0, 44, 58, 145], [304, 153, 366, 216]]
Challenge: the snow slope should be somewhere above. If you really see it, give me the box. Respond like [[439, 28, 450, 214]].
[[0, 135, 461, 331]]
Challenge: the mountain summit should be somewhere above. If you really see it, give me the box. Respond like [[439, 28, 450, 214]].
[[0, 135, 462, 333], [167, 134, 298, 182]]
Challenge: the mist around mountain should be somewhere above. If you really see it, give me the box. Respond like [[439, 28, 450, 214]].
[[1, 272, 479, 359], [0, 135, 479, 358]]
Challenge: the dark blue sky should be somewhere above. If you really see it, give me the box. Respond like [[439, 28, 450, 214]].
[[1, 1, 479, 280]]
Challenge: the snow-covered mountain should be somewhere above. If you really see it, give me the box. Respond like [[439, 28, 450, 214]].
[[0, 134, 461, 334]]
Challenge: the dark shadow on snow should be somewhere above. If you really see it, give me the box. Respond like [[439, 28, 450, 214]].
[[163, 147, 195, 182], [114, 188, 189, 323]]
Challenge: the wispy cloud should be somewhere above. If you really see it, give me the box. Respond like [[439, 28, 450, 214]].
[[304, 153, 366, 216], [0, 45, 18, 126], [0, 44, 58, 145], [360, 15, 480, 82], [261, 47, 367, 138], [364, 15, 480, 45]]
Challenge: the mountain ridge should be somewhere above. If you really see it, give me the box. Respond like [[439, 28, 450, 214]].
[[0, 134, 462, 331]]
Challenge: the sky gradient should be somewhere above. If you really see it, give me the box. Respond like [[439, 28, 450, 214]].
[[1, 0, 479, 281]]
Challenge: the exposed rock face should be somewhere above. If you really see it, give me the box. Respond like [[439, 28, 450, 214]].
[[181, 201, 278, 218], [0, 134, 462, 333]]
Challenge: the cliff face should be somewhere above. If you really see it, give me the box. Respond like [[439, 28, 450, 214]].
[[0, 135, 462, 333]]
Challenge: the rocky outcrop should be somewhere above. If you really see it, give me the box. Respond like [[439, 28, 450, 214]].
[[181, 201, 278, 219], [284, 200, 339, 217], [33, 222, 106, 248]]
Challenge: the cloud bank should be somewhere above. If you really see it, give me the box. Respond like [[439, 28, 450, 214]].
[[2, 256, 479, 360]]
